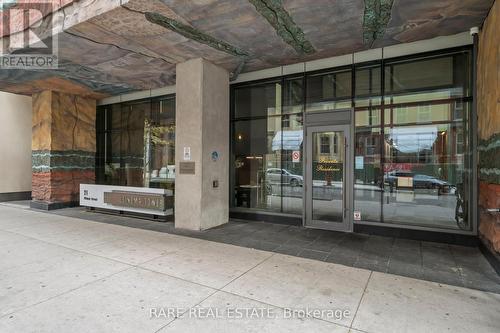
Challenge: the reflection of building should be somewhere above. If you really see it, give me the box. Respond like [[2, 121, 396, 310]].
[[315, 132, 344, 162]]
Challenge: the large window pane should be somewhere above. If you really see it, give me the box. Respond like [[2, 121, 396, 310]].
[[283, 77, 303, 114], [281, 78, 304, 214], [276, 120, 304, 215], [121, 129, 144, 187], [384, 52, 471, 104], [147, 97, 176, 191], [354, 64, 383, 223], [306, 69, 352, 112], [234, 82, 281, 119], [232, 79, 304, 215], [353, 51, 472, 230], [355, 65, 381, 107], [382, 110, 470, 230], [96, 96, 176, 192], [233, 117, 281, 212], [354, 119, 382, 222], [105, 130, 122, 185]]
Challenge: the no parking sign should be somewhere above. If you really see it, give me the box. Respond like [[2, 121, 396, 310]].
[[292, 151, 300, 163]]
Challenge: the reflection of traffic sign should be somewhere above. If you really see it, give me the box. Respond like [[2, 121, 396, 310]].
[[292, 151, 300, 163]]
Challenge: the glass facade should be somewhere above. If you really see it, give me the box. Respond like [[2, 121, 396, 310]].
[[96, 95, 176, 192], [354, 52, 472, 230], [232, 78, 304, 214], [231, 48, 473, 232], [95, 48, 473, 233]]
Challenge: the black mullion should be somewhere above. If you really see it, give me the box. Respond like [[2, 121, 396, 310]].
[[280, 78, 284, 213], [380, 59, 386, 223]]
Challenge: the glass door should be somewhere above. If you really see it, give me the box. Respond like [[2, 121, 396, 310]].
[[305, 125, 351, 231]]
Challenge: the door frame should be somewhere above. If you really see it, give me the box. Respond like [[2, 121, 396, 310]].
[[304, 124, 352, 232]]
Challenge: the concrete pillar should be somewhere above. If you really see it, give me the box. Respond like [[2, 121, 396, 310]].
[[175, 58, 229, 230], [31, 91, 96, 210]]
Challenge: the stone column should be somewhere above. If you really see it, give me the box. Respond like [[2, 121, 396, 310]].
[[31, 91, 96, 210], [477, 0, 500, 254], [175, 58, 229, 230]]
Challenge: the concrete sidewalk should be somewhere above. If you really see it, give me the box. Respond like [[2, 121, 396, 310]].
[[0, 205, 499, 333]]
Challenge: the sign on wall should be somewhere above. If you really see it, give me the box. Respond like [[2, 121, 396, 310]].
[[179, 162, 195, 174], [80, 184, 173, 216], [103, 191, 167, 211], [355, 156, 364, 170], [183, 147, 191, 161], [211, 151, 219, 162]]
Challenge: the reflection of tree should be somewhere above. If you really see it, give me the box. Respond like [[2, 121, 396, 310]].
[[145, 119, 175, 147], [143, 119, 175, 186]]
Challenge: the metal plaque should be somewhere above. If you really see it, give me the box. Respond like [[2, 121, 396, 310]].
[[104, 191, 168, 211], [179, 162, 195, 174]]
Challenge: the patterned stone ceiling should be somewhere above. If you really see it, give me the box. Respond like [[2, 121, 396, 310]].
[[0, 0, 495, 98]]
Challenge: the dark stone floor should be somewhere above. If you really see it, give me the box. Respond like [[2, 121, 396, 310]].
[[10, 202, 499, 294]]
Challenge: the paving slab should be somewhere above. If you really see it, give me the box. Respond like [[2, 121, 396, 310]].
[[0, 267, 215, 333], [222, 254, 371, 327], [0, 233, 78, 271], [83, 230, 204, 266], [158, 291, 349, 333], [0, 210, 58, 230], [0, 248, 130, 316], [140, 240, 273, 289], [352, 271, 500, 333]]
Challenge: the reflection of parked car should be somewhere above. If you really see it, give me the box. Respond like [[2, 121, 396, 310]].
[[266, 168, 303, 186], [384, 171, 412, 189], [413, 174, 451, 193], [385, 171, 452, 194]]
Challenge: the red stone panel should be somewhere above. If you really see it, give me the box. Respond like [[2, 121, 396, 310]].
[[32, 170, 95, 204], [479, 182, 500, 252]]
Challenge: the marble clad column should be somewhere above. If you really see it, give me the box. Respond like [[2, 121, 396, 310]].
[[477, 0, 500, 254], [175, 58, 230, 230], [31, 91, 96, 210]]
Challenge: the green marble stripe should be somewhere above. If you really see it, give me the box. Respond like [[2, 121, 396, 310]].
[[32, 150, 95, 172], [478, 133, 500, 151], [145, 12, 250, 58], [478, 133, 500, 184], [480, 169, 500, 184], [122, 155, 144, 167], [248, 0, 315, 55], [363, 0, 394, 46]]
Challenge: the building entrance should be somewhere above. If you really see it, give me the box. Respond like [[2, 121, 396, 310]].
[[305, 125, 352, 232]]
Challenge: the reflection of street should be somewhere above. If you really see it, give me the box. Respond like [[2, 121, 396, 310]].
[[354, 198, 457, 228], [254, 183, 460, 229]]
